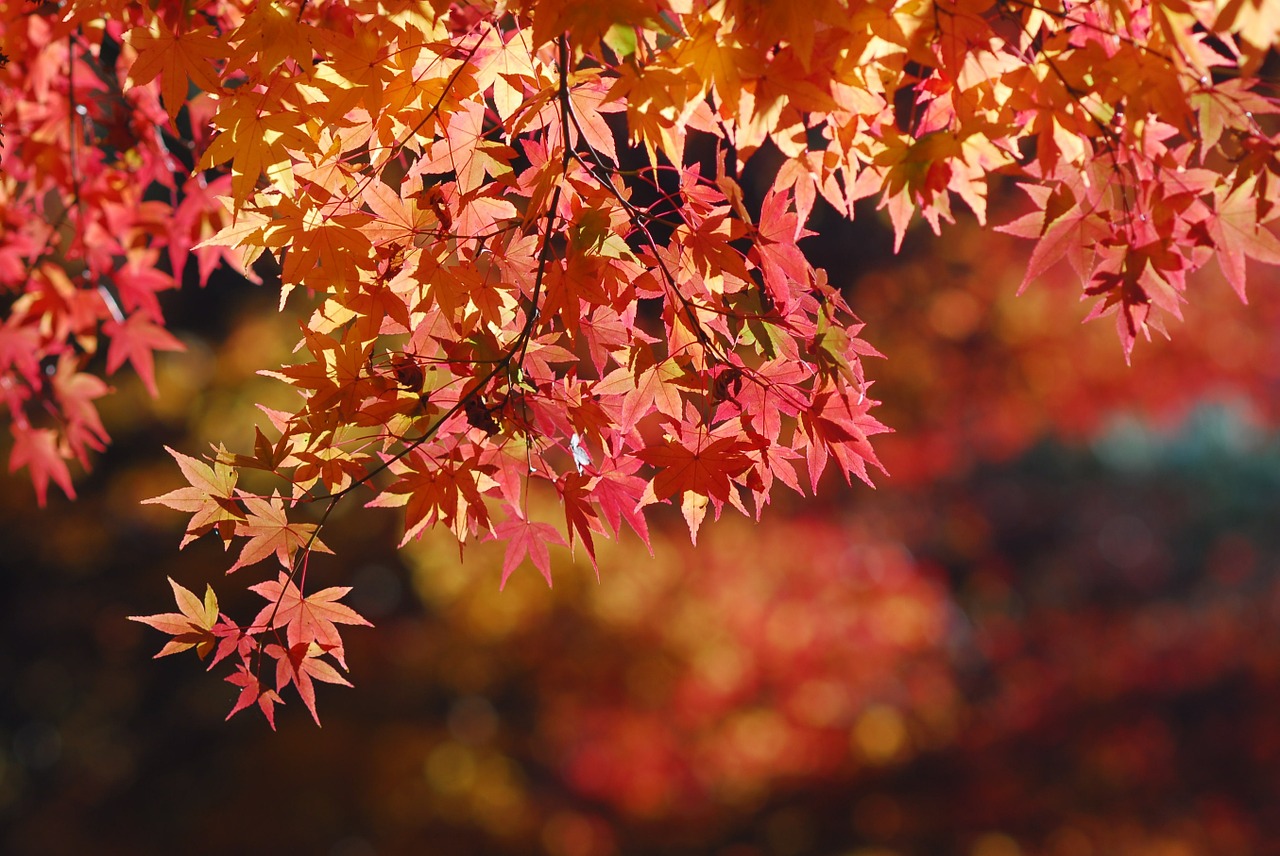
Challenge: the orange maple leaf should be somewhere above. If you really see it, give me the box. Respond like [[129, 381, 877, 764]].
[[124, 18, 223, 120], [128, 577, 220, 659], [228, 492, 332, 573]]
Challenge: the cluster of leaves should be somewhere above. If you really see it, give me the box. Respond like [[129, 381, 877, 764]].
[[3, 0, 1280, 723]]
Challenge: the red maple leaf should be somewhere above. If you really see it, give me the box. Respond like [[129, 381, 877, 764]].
[[266, 641, 352, 726], [636, 430, 754, 503], [249, 573, 372, 669], [225, 663, 284, 729], [495, 513, 567, 589], [751, 189, 814, 311], [589, 457, 652, 552], [8, 425, 75, 507], [103, 313, 185, 397], [559, 471, 605, 574]]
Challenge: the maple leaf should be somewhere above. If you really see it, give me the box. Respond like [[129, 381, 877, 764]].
[[228, 492, 332, 573], [8, 425, 75, 507], [473, 25, 540, 123], [249, 573, 372, 669], [208, 614, 257, 669], [413, 101, 513, 195], [559, 470, 604, 573], [751, 189, 814, 310], [568, 77, 623, 165], [225, 663, 284, 729], [1207, 173, 1280, 301], [192, 193, 272, 271], [370, 452, 500, 546], [637, 431, 754, 504], [124, 18, 223, 120], [267, 641, 352, 726], [262, 198, 372, 293], [495, 513, 568, 589], [129, 577, 220, 659], [799, 389, 889, 492], [589, 457, 652, 552], [363, 178, 442, 248], [595, 358, 683, 432], [143, 446, 243, 547], [0, 322, 42, 388], [103, 313, 186, 398], [110, 251, 177, 323], [228, 0, 314, 76], [998, 181, 1108, 294], [198, 93, 314, 203], [51, 356, 110, 466], [1215, 0, 1280, 54]]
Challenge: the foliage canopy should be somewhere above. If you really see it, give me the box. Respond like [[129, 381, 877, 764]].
[[3, 0, 1280, 723]]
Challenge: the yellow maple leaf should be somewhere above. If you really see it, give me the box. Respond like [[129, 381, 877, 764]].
[[198, 92, 314, 204], [227, 0, 314, 76], [1216, 0, 1280, 57]]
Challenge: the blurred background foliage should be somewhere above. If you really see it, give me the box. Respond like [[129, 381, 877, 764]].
[[3, 197, 1280, 856]]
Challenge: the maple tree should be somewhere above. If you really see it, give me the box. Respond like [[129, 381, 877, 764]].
[[3, 0, 1280, 725]]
